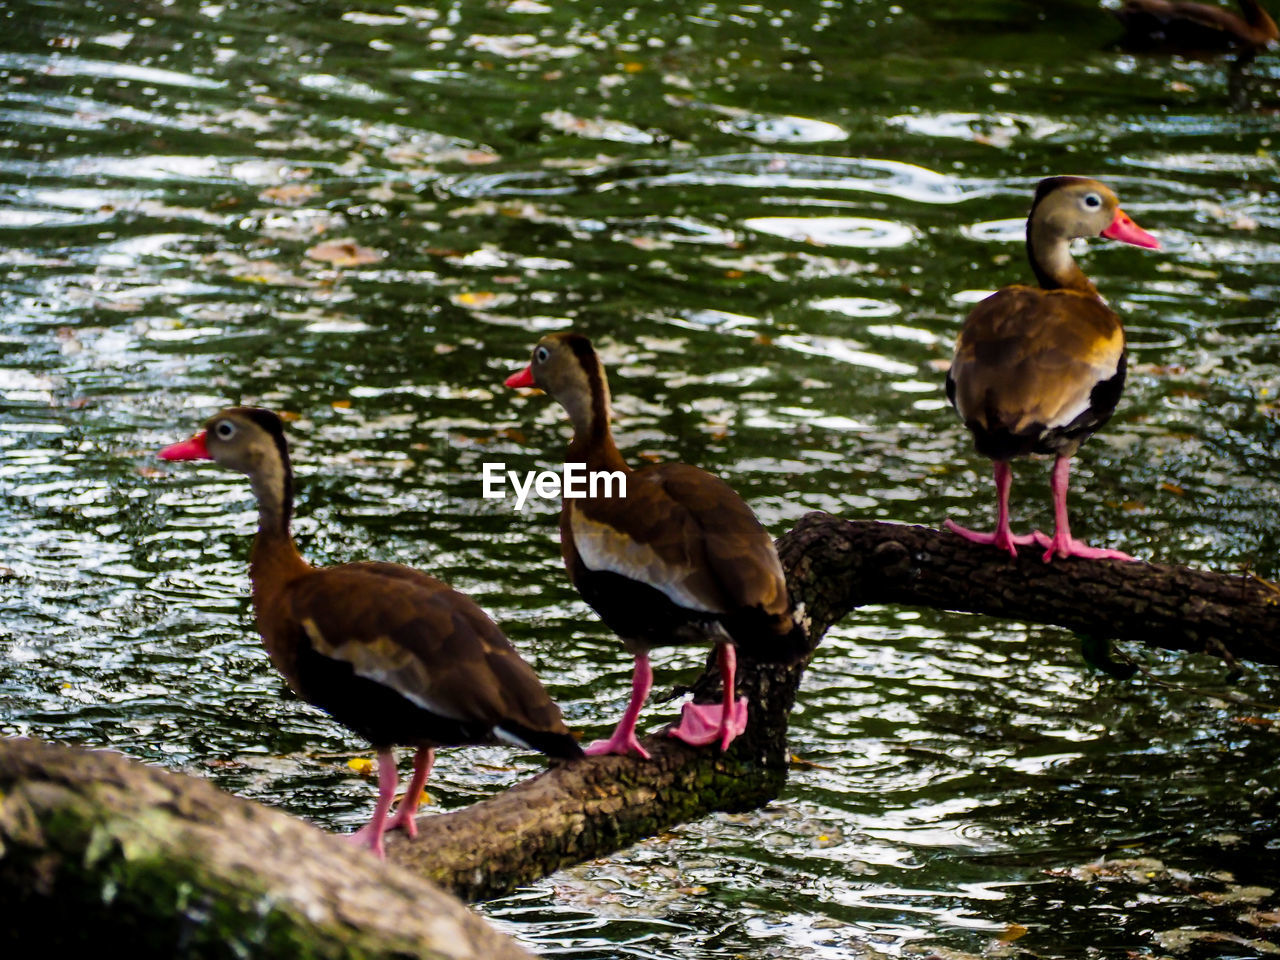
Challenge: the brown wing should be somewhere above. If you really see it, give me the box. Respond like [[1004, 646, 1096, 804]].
[[950, 285, 1124, 437], [278, 563, 575, 749], [564, 462, 790, 620], [1135, 1, 1249, 32], [1113, 0, 1274, 46]]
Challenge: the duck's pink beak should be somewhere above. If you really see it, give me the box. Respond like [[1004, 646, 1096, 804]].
[[505, 364, 536, 389], [1101, 208, 1160, 250], [158, 431, 212, 461]]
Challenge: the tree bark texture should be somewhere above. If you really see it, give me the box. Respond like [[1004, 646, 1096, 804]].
[[5, 511, 1278, 945], [0, 736, 534, 960], [392, 512, 1280, 899], [777, 514, 1280, 666]]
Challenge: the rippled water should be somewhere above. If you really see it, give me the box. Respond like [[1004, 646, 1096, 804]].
[[3, 1, 1280, 956]]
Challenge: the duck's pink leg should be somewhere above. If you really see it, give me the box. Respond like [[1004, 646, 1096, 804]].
[[945, 461, 1040, 557], [669, 643, 749, 751], [585, 652, 653, 759], [1040, 456, 1135, 562], [346, 749, 399, 859], [384, 746, 434, 839]]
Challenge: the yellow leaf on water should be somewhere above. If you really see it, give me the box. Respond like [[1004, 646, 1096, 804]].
[[997, 923, 1029, 943], [347, 757, 375, 775], [396, 789, 433, 806]]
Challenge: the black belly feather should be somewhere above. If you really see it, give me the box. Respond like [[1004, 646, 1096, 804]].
[[291, 639, 581, 758], [572, 562, 806, 664], [294, 641, 495, 750], [1113, 8, 1255, 50]]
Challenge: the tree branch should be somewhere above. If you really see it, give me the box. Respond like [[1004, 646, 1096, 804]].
[[8, 511, 1277, 946], [0, 736, 534, 959], [390, 513, 1280, 900], [777, 514, 1280, 665]]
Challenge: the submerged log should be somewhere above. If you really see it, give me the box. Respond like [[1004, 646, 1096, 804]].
[[5, 511, 1277, 943], [0, 736, 533, 959]]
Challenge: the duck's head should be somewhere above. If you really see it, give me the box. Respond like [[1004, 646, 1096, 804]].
[[506, 332, 611, 434], [1030, 176, 1160, 249], [159, 407, 290, 479]]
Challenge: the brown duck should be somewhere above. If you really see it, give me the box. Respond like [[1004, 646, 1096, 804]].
[[159, 407, 581, 858], [506, 333, 807, 757], [945, 177, 1160, 562], [1111, 0, 1278, 51]]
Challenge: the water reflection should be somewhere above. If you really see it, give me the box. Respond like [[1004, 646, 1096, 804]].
[[3, 0, 1280, 957]]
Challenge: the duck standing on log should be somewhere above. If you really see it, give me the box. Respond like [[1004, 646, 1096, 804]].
[[505, 333, 808, 758], [1109, 0, 1278, 52], [158, 407, 582, 858], [944, 177, 1160, 563]]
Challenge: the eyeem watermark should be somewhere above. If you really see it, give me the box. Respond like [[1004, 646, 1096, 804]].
[[482, 462, 627, 512]]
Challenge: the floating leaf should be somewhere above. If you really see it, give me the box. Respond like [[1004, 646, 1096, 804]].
[[305, 238, 386, 267], [260, 183, 320, 207], [451, 290, 517, 309], [347, 756, 375, 775], [1198, 884, 1274, 904], [996, 923, 1029, 943]]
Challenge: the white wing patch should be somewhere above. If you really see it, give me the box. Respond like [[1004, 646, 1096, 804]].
[[1041, 355, 1121, 431], [299, 617, 468, 721], [493, 726, 534, 750], [569, 506, 726, 614]]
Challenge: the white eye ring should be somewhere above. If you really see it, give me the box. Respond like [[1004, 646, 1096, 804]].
[[1083, 193, 1102, 209], [214, 420, 236, 440], [534, 346, 550, 363]]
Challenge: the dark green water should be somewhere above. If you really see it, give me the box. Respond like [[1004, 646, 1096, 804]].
[[3, 0, 1280, 956]]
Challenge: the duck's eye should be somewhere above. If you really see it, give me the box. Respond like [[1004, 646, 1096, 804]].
[[534, 346, 550, 364], [1083, 193, 1102, 209], [214, 420, 236, 440]]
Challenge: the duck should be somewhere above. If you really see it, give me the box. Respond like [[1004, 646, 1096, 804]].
[[1110, 0, 1278, 52], [944, 176, 1160, 563], [505, 333, 808, 758], [158, 407, 582, 858]]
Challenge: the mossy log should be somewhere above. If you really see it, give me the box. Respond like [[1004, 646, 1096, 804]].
[[4, 512, 1278, 948], [0, 736, 534, 959]]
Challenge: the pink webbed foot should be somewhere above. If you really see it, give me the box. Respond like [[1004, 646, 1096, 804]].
[[668, 697, 749, 752], [1040, 458, 1135, 563], [383, 792, 426, 839], [345, 821, 388, 859], [584, 652, 655, 758], [343, 750, 401, 859], [584, 729, 651, 759], [1040, 532, 1135, 564], [382, 747, 434, 840], [944, 518, 1041, 558]]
